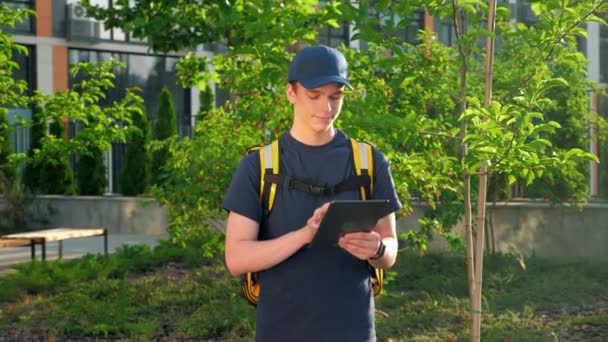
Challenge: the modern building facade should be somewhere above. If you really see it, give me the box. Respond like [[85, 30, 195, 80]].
[[3, 0, 196, 193], [3, 0, 607, 197]]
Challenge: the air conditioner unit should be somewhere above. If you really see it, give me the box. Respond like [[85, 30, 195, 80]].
[[70, 3, 88, 20], [66, 4, 100, 41]]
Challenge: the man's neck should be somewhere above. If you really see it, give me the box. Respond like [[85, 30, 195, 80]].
[[289, 126, 336, 146]]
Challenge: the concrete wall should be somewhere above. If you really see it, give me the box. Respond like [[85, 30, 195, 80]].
[[2, 196, 608, 260], [8, 195, 169, 236], [399, 201, 608, 260]]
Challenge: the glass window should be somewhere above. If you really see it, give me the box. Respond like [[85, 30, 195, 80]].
[[516, 2, 538, 26], [8, 108, 31, 156], [393, 9, 424, 45], [7, 45, 35, 170], [317, 23, 350, 48], [435, 18, 455, 47], [367, 3, 424, 47], [600, 24, 608, 84], [12, 44, 36, 93], [316, 0, 349, 47], [599, 92, 608, 198], [126, 54, 187, 132], [53, 0, 67, 37], [1, 0, 35, 34]]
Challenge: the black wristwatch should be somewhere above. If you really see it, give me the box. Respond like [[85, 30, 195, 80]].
[[370, 241, 386, 260]]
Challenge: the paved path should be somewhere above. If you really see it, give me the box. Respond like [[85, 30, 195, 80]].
[[0, 233, 167, 272]]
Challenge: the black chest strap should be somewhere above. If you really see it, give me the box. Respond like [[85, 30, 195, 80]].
[[264, 173, 371, 198]]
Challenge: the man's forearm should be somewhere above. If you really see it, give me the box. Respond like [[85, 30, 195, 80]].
[[226, 227, 312, 276]]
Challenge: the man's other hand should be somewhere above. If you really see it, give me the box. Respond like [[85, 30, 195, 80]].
[[338, 231, 381, 260], [303, 202, 331, 244]]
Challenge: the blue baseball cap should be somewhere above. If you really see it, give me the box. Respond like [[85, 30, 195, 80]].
[[288, 45, 353, 90]]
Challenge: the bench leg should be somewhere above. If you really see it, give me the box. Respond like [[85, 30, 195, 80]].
[[42, 240, 46, 261], [58, 240, 63, 259], [103, 230, 108, 256], [30, 242, 35, 260]]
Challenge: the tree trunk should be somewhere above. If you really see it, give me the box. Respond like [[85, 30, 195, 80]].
[[471, 0, 498, 341], [452, 0, 475, 316]]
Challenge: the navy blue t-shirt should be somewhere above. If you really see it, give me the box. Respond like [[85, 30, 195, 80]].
[[223, 129, 402, 342]]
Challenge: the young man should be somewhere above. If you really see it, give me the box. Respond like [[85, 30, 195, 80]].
[[223, 45, 402, 341]]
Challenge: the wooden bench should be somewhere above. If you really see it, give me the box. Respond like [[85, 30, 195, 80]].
[[1, 228, 108, 261], [0, 238, 37, 259]]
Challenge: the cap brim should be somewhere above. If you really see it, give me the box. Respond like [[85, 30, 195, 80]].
[[299, 75, 353, 90]]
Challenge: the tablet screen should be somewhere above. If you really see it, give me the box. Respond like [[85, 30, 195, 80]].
[[310, 200, 389, 248]]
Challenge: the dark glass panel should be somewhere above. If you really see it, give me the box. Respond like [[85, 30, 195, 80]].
[[2, 0, 35, 34], [599, 93, 608, 198], [600, 25, 608, 83]]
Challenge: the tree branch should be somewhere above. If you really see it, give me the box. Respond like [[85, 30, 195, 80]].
[[498, 0, 607, 103]]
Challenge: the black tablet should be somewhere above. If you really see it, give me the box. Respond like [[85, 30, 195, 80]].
[[310, 199, 389, 248]]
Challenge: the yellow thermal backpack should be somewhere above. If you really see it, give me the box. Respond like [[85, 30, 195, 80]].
[[241, 138, 385, 306]]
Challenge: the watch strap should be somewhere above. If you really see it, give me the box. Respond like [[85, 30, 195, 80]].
[[370, 241, 386, 260]]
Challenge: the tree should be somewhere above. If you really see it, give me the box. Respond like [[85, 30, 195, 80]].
[[23, 105, 75, 195], [25, 59, 144, 197], [86, 3, 608, 339], [150, 86, 177, 186], [1, 4, 144, 200], [89, 2, 608, 340], [88, 0, 608, 246], [120, 107, 151, 196], [82, 0, 339, 53], [196, 85, 214, 124], [428, 1, 606, 340]]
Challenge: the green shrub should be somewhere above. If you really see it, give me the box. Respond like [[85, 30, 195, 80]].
[[23, 112, 75, 195], [196, 85, 214, 123], [42, 279, 137, 337], [0, 278, 19, 302], [150, 87, 177, 186], [8, 263, 55, 295], [120, 108, 151, 196], [0, 109, 16, 190], [22, 104, 45, 192], [76, 146, 107, 195], [43, 119, 75, 194]]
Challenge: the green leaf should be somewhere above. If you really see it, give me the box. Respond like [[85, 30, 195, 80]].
[[530, 138, 552, 148], [324, 19, 340, 28]]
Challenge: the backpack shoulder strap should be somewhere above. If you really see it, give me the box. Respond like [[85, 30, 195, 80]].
[[257, 140, 280, 213], [349, 138, 374, 199], [350, 138, 384, 296]]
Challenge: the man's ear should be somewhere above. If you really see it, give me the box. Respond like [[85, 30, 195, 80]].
[[286, 83, 297, 104]]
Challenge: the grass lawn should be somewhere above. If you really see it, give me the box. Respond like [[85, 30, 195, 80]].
[[0, 239, 607, 341]]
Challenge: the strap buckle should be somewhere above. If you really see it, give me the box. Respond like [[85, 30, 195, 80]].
[[307, 184, 326, 196], [286, 176, 295, 190]]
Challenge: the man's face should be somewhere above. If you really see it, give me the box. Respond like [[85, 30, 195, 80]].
[[286, 82, 345, 134]]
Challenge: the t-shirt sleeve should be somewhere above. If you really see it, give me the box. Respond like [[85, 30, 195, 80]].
[[371, 148, 403, 216], [222, 151, 264, 223]]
